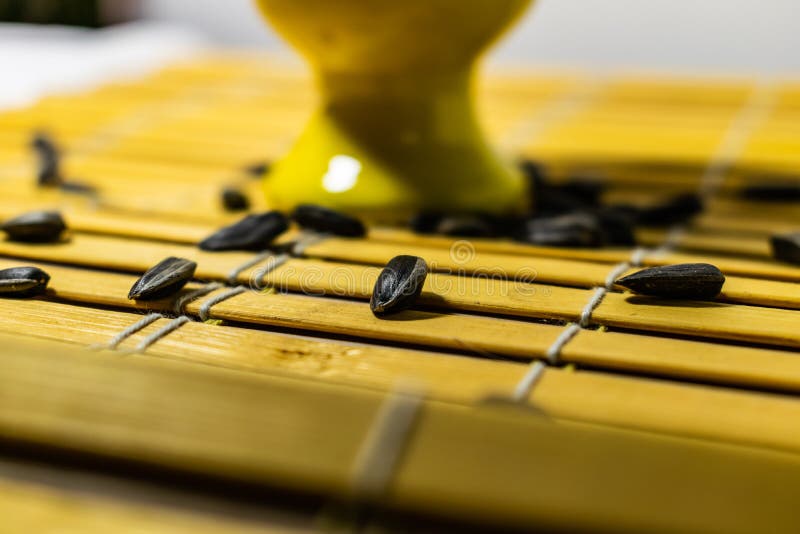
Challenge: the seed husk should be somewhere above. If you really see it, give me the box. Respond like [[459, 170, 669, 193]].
[[221, 187, 251, 212], [594, 207, 637, 246], [0, 266, 50, 297], [556, 176, 606, 206], [409, 211, 444, 234], [514, 213, 605, 248], [770, 233, 800, 265], [199, 211, 289, 251], [615, 263, 725, 300], [636, 193, 704, 226], [60, 180, 98, 196], [244, 161, 270, 178], [128, 257, 197, 301], [31, 132, 61, 186], [291, 204, 366, 237], [0, 210, 67, 242], [436, 215, 495, 238], [740, 182, 800, 202], [370, 255, 428, 316]]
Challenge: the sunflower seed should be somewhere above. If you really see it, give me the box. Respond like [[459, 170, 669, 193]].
[[221, 187, 250, 212], [1, 210, 67, 242], [31, 132, 61, 186], [370, 255, 428, 316], [199, 211, 289, 251], [615, 263, 725, 299], [291, 204, 366, 237], [770, 233, 800, 265], [60, 180, 98, 196], [514, 213, 604, 247], [128, 257, 197, 301], [0, 266, 50, 297], [556, 176, 606, 206], [244, 161, 270, 177], [740, 182, 800, 202], [409, 211, 444, 234], [436, 215, 495, 237], [594, 207, 637, 246], [636, 193, 703, 226]]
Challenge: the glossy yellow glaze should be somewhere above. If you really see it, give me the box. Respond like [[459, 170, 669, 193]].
[[256, 0, 532, 216]]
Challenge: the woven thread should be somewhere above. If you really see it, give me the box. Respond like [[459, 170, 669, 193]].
[[135, 315, 190, 353], [91, 312, 163, 351], [198, 286, 247, 321]]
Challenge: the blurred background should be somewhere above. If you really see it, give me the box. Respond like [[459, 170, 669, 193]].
[[1, 0, 799, 108]]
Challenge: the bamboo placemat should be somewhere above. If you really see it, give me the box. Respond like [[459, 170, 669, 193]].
[[1, 54, 799, 532]]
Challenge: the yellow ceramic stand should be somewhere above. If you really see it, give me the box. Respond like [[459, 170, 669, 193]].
[[256, 0, 533, 217]]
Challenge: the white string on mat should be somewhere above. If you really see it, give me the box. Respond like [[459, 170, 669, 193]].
[[291, 232, 330, 256], [172, 282, 223, 315], [349, 385, 425, 500], [226, 251, 275, 285], [250, 252, 290, 290], [90, 312, 163, 351], [511, 82, 776, 401], [134, 316, 191, 353], [198, 286, 247, 322]]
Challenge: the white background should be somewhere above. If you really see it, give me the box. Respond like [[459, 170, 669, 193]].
[[141, 0, 800, 75]]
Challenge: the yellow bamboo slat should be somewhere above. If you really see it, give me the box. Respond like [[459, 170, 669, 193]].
[[0, 477, 282, 534], [5, 297, 800, 455], [4, 333, 800, 533]]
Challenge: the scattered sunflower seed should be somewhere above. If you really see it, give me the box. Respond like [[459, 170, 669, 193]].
[[770, 233, 800, 265], [0, 266, 50, 297], [370, 255, 428, 316], [409, 211, 444, 234], [199, 211, 289, 251], [244, 161, 270, 177], [60, 180, 97, 196], [555, 176, 606, 206], [436, 215, 495, 237], [128, 257, 197, 301], [636, 193, 703, 226], [0, 210, 67, 242], [31, 132, 61, 186], [615, 263, 725, 300], [594, 207, 637, 246], [514, 213, 605, 248], [291, 204, 366, 237], [221, 187, 251, 212], [740, 182, 800, 202]]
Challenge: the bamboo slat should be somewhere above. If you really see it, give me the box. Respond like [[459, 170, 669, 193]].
[[5, 297, 800, 456], [0, 260, 800, 391], [4, 334, 800, 533], [0, 477, 280, 534]]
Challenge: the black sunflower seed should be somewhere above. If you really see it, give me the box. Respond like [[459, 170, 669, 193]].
[[1, 210, 67, 242], [514, 213, 605, 247], [555, 176, 606, 206], [199, 211, 289, 251], [615, 263, 725, 300], [740, 182, 800, 202], [31, 132, 62, 186], [770, 233, 800, 265], [435, 215, 495, 238], [0, 266, 50, 297], [60, 180, 97, 196], [409, 211, 444, 234], [370, 255, 428, 316], [291, 204, 366, 237], [594, 207, 637, 246], [221, 187, 251, 212], [636, 193, 704, 226], [128, 257, 197, 301], [244, 161, 270, 178]]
